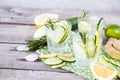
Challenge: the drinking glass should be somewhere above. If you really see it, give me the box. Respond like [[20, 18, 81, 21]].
[[45, 20, 72, 53], [73, 16, 104, 67]]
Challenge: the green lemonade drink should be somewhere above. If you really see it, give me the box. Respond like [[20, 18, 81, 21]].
[[73, 11, 104, 67], [45, 20, 71, 53]]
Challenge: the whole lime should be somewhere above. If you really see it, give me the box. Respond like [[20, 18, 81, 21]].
[[105, 24, 120, 39]]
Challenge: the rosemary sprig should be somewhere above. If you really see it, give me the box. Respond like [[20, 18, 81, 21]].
[[79, 32, 87, 44], [45, 19, 55, 30], [79, 10, 88, 21], [26, 36, 47, 51], [79, 10, 88, 44], [97, 18, 104, 30]]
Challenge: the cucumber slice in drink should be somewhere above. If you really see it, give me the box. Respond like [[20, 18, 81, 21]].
[[58, 27, 69, 44], [52, 21, 70, 44], [52, 26, 67, 44], [86, 38, 96, 58], [44, 57, 62, 66]]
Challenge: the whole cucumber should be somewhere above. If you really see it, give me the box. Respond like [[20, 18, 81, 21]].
[[67, 17, 78, 30]]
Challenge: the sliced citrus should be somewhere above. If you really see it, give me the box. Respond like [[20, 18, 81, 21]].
[[33, 26, 45, 39], [34, 13, 59, 28], [91, 61, 117, 80], [51, 62, 66, 68], [39, 54, 57, 59], [57, 54, 73, 58]]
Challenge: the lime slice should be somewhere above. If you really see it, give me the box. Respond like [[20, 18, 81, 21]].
[[33, 26, 46, 39]]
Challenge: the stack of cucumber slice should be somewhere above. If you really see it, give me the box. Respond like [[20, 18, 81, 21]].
[[39, 53, 75, 68]]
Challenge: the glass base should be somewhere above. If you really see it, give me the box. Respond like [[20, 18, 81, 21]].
[[47, 39, 68, 53], [75, 57, 95, 68]]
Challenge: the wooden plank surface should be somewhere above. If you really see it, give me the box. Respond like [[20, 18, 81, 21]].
[[0, 1, 120, 79], [0, 24, 36, 43], [0, 43, 69, 73], [0, 6, 120, 25], [1, 0, 120, 12], [1, 6, 119, 44], [0, 69, 85, 80]]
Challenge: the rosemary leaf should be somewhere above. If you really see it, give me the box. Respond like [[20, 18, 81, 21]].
[[97, 18, 104, 30], [26, 36, 47, 51], [45, 19, 55, 30], [79, 10, 88, 21]]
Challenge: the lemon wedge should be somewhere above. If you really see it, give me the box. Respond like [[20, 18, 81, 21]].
[[91, 61, 117, 80], [34, 13, 59, 28]]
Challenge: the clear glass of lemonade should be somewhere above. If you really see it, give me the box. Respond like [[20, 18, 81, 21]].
[[73, 11, 104, 67], [45, 20, 72, 53]]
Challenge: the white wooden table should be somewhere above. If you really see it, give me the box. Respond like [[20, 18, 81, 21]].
[[0, 0, 120, 80]]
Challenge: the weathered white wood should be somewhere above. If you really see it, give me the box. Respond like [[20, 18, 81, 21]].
[[0, 24, 36, 43], [0, 2, 120, 79], [0, 0, 120, 12], [0, 43, 68, 72], [0, 6, 120, 25], [0, 69, 85, 80]]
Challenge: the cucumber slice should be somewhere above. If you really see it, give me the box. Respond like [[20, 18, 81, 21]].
[[44, 57, 62, 66], [58, 54, 75, 62], [50, 26, 66, 44]]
